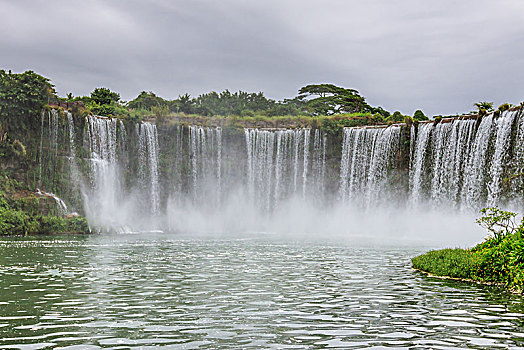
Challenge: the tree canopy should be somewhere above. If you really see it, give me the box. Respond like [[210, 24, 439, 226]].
[[90, 88, 120, 106], [413, 110, 429, 121], [0, 70, 54, 120], [298, 84, 370, 116]]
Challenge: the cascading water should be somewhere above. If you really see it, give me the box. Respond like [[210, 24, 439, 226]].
[[487, 111, 517, 206], [186, 125, 222, 206], [83, 116, 122, 228], [431, 119, 477, 207], [510, 111, 524, 206], [409, 123, 433, 206], [36, 188, 69, 216], [339, 126, 402, 208], [138, 122, 160, 214], [407, 111, 521, 210], [462, 115, 494, 209], [35, 107, 523, 235], [245, 128, 326, 211]]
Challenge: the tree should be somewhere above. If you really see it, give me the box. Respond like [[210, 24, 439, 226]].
[[0, 70, 54, 119], [298, 84, 369, 116], [387, 111, 405, 123], [175, 93, 195, 114], [90, 88, 120, 106], [369, 106, 390, 118], [474, 101, 494, 112], [476, 207, 520, 240], [413, 110, 429, 121], [127, 91, 166, 110]]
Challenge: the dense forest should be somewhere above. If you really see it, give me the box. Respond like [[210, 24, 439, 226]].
[[0, 70, 437, 124]]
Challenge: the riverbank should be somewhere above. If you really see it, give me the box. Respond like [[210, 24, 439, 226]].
[[0, 177, 90, 235], [412, 211, 524, 293]]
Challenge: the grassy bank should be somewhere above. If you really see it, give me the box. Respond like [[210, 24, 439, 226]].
[[412, 208, 524, 293]]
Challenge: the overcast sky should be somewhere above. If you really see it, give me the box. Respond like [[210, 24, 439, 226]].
[[1, 0, 523, 116]]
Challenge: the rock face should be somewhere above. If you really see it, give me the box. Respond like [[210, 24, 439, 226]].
[[6, 107, 524, 232]]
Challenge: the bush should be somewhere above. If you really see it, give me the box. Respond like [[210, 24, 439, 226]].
[[413, 208, 524, 292], [412, 248, 480, 280], [0, 207, 38, 235]]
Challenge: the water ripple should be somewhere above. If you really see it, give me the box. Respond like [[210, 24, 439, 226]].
[[0, 235, 523, 348]]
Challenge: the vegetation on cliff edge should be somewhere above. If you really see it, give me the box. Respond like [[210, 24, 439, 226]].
[[0, 176, 90, 235]]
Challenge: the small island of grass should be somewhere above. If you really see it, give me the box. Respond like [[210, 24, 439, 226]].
[[412, 207, 524, 293]]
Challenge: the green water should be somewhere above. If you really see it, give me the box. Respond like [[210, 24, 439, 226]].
[[0, 234, 523, 349]]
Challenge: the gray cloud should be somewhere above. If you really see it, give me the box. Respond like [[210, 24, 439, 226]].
[[1, 0, 523, 115]]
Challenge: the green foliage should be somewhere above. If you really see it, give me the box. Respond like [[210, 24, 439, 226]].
[[476, 207, 520, 240], [413, 208, 524, 292], [474, 101, 494, 112], [386, 111, 405, 123], [0, 70, 54, 144], [412, 249, 480, 280], [496, 103, 512, 117], [0, 205, 90, 235], [82, 87, 124, 117], [175, 93, 195, 114], [413, 109, 429, 121], [0, 208, 36, 235], [192, 90, 277, 116], [0, 70, 54, 120], [368, 106, 390, 118], [65, 216, 90, 233], [90, 87, 120, 105], [319, 113, 386, 135], [151, 105, 170, 125], [0, 175, 90, 235], [127, 91, 167, 110], [298, 84, 370, 116]]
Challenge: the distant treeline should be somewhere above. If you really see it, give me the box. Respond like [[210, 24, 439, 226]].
[[8, 69, 521, 128], [68, 83, 426, 123]]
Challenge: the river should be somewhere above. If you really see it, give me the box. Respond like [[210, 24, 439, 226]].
[[0, 234, 523, 349]]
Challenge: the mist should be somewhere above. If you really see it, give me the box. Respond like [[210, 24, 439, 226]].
[[38, 113, 522, 248]]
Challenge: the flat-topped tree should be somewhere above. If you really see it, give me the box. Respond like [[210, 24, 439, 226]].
[[298, 84, 370, 116]]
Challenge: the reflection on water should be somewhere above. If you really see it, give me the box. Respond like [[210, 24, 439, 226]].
[[0, 234, 523, 349]]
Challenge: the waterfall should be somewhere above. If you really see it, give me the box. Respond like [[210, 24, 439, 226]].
[[38, 111, 45, 186], [408, 111, 521, 210], [487, 111, 517, 205], [187, 125, 222, 206], [50, 109, 59, 168], [302, 129, 311, 198], [461, 116, 494, 209], [339, 126, 402, 207], [245, 129, 275, 211], [83, 116, 122, 228], [35, 107, 523, 233], [409, 123, 433, 206], [36, 189, 69, 216], [311, 129, 327, 201], [66, 112, 81, 192], [138, 122, 160, 214], [37, 110, 61, 192], [510, 110, 524, 206], [430, 119, 476, 207], [245, 128, 326, 211]]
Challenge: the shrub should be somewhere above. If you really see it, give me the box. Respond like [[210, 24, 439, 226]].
[[412, 248, 480, 280], [413, 208, 524, 292]]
